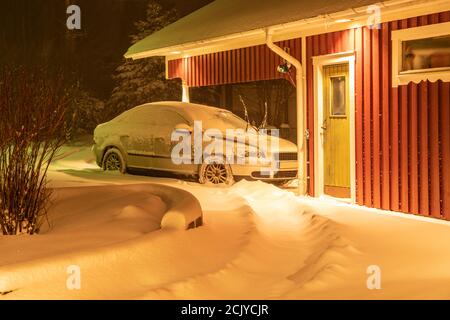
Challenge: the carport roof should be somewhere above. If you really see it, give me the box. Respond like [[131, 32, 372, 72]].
[[125, 0, 381, 59]]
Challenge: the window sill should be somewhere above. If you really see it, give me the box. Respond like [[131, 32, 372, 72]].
[[394, 70, 450, 87]]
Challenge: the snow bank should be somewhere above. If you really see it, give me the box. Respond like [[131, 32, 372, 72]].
[[137, 180, 354, 300], [158, 186, 203, 230], [0, 178, 343, 299], [0, 183, 202, 295], [3, 143, 450, 299]]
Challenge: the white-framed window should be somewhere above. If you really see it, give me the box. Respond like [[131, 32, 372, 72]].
[[392, 21, 450, 87]]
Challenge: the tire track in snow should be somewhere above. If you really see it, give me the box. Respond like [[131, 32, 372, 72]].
[[139, 181, 359, 299]]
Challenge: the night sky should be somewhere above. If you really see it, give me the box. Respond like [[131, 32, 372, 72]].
[[0, 0, 212, 98]]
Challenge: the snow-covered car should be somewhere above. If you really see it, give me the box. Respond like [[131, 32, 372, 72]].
[[93, 101, 298, 185]]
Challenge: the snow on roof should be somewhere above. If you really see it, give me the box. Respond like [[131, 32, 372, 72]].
[[125, 0, 380, 58]]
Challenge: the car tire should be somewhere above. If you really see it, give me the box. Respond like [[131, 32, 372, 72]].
[[199, 156, 234, 186], [102, 148, 126, 174]]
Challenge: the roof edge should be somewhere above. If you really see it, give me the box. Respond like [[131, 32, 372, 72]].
[[125, 0, 450, 60]]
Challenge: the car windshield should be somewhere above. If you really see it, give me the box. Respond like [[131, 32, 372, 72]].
[[201, 111, 252, 131]]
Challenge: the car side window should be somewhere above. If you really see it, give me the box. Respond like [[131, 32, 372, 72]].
[[125, 108, 153, 124], [126, 108, 187, 127], [155, 110, 188, 127]]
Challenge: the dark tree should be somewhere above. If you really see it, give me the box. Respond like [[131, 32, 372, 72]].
[[108, 0, 181, 116]]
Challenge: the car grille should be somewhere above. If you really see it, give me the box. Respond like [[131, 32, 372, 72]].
[[276, 152, 298, 161], [251, 170, 298, 179]]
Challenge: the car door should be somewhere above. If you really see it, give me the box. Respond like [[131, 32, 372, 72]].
[[151, 109, 196, 174], [124, 107, 158, 169]]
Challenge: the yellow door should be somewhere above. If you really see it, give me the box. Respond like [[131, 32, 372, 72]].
[[323, 64, 350, 198]]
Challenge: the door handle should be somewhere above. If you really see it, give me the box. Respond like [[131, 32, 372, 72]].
[[321, 119, 327, 131]]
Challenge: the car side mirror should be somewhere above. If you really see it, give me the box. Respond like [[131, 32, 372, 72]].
[[174, 123, 193, 134]]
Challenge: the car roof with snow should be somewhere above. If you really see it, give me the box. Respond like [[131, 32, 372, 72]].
[[131, 101, 232, 122]]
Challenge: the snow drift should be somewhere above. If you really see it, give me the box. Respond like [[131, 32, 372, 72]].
[[0, 183, 203, 295], [3, 143, 450, 299], [139, 181, 355, 300], [0, 177, 350, 299]]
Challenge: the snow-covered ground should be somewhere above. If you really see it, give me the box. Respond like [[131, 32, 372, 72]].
[[1, 140, 450, 299]]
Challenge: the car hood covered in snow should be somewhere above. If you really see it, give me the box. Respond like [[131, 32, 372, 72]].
[[208, 129, 298, 154]]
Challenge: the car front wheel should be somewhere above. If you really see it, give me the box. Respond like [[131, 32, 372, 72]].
[[199, 158, 234, 186], [102, 148, 126, 174]]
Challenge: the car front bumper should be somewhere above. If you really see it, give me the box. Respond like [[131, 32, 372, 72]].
[[92, 144, 103, 167], [230, 160, 298, 181]]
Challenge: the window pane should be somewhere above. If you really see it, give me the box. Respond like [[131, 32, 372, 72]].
[[402, 35, 450, 71], [127, 108, 186, 126], [330, 76, 346, 116], [158, 111, 187, 127]]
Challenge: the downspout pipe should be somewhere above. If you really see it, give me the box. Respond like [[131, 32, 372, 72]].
[[265, 29, 306, 195], [182, 80, 190, 103]]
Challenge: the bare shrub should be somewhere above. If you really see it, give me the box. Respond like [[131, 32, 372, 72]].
[[0, 67, 70, 235]]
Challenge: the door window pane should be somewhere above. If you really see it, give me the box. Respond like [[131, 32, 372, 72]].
[[330, 76, 346, 116]]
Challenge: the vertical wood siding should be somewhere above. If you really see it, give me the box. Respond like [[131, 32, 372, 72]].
[[306, 11, 450, 219], [167, 39, 302, 86]]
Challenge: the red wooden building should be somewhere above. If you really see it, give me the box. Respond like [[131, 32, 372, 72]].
[[126, 0, 450, 219]]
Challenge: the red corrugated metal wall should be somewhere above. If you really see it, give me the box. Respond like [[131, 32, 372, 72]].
[[306, 11, 450, 219], [167, 39, 302, 86]]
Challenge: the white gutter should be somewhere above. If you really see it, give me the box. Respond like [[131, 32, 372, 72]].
[[181, 80, 190, 103], [265, 29, 306, 196]]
